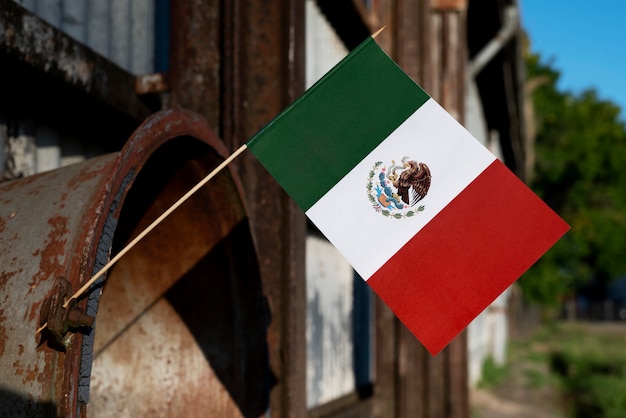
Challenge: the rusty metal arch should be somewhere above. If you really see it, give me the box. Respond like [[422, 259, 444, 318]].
[[0, 109, 271, 417]]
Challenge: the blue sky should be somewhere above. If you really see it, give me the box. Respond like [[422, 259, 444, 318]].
[[520, 1, 626, 121]]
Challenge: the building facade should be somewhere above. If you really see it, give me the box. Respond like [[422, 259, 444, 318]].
[[0, 0, 525, 416]]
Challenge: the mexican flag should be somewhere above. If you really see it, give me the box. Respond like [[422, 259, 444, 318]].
[[246, 36, 569, 355]]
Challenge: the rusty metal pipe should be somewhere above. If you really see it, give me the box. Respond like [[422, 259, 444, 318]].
[[0, 108, 268, 417]]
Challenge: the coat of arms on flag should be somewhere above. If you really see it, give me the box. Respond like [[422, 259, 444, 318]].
[[367, 157, 431, 219]]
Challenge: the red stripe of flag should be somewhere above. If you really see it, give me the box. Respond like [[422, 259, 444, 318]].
[[367, 160, 570, 355]]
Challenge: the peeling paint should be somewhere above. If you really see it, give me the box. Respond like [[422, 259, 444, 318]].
[[28, 216, 68, 290], [0, 270, 16, 289], [56, 50, 93, 87], [67, 163, 106, 191]]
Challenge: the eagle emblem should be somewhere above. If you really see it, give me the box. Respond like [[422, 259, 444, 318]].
[[366, 157, 431, 218]]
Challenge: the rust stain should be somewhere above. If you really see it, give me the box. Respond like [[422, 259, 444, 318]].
[[13, 360, 24, 376], [0, 309, 6, 357], [57, 192, 69, 209], [25, 301, 40, 325], [0, 217, 5, 234], [11, 358, 43, 385], [135, 73, 169, 95], [431, 0, 467, 11], [28, 216, 69, 304], [0, 270, 16, 289], [0, 173, 40, 192], [26, 183, 45, 198], [22, 363, 40, 386], [0, 275, 16, 351], [67, 163, 104, 191]]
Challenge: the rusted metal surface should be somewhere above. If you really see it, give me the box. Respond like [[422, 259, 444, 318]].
[[0, 150, 116, 417], [168, 0, 222, 132], [431, 0, 467, 11], [135, 73, 170, 95], [0, 108, 269, 417], [0, 0, 155, 121], [223, 1, 308, 416]]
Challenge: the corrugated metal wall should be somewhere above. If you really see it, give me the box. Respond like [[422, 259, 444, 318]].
[[12, 0, 155, 74]]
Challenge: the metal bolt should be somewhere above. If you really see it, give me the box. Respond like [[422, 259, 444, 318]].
[[39, 276, 95, 347], [65, 307, 95, 329]]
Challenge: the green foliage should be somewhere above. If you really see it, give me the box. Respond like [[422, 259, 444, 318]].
[[547, 324, 626, 418], [520, 50, 626, 305], [477, 356, 509, 389], [523, 367, 547, 389]]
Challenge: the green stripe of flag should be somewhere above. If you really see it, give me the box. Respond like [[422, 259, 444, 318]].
[[246, 37, 430, 211]]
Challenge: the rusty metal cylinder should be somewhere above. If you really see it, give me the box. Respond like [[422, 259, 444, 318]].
[[0, 109, 270, 417]]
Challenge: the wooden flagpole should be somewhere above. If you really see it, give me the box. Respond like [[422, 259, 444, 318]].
[[372, 26, 386, 39]]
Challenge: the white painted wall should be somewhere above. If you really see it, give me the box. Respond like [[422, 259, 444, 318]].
[[306, 235, 356, 407]]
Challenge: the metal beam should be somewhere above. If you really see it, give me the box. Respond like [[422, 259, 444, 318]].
[[0, 0, 157, 122]]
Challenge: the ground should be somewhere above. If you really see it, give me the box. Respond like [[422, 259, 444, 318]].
[[470, 321, 626, 418], [470, 329, 564, 418], [471, 381, 564, 418]]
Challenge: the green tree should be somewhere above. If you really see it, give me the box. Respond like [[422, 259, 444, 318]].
[[520, 51, 626, 306]]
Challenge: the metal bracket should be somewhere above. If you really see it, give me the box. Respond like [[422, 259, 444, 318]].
[[39, 276, 95, 345]]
